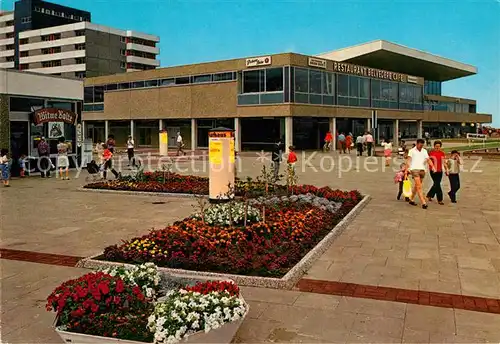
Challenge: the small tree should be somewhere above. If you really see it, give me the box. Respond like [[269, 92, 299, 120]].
[[286, 163, 298, 195], [192, 194, 209, 224], [161, 162, 173, 183]]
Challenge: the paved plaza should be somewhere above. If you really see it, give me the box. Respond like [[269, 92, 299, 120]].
[[1, 153, 500, 343]]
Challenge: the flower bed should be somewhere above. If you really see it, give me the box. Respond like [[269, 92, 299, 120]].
[[99, 184, 362, 278], [47, 263, 247, 344]]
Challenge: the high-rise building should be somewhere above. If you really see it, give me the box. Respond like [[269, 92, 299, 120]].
[[0, 0, 159, 78]]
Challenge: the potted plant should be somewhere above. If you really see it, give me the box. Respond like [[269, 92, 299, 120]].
[[46, 264, 248, 344]]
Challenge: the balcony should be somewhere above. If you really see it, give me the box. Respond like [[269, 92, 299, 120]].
[[126, 43, 159, 55], [20, 50, 85, 64], [125, 55, 160, 67], [0, 49, 14, 58], [19, 36, 86, 51], [27, 63, 86, 74], [0, 25, 14, 35], [0, 37, 14, 46], [0, 61, 14, 69]]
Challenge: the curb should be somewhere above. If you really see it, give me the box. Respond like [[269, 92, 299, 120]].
[[77, 195, 370, 290], [77, 187, 201, 198]]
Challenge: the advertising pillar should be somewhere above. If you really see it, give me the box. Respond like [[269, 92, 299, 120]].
[[159, 130, 168, 156], [209, 127, 235, 203]]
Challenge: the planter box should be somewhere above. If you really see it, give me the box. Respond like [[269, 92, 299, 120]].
[[55, 319, 245, 344]]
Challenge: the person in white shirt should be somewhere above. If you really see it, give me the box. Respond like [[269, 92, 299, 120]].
[[356, 134, 365, 156], [381, 139, 393, 166], [176, 132, 185, 156], [406, 138, 436, 209], [126, 136, 136, 167]]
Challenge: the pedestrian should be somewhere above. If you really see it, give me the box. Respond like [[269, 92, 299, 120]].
[[37, 136, 51, 178], [176, 132, 185, 156], [398, 140, 406, 160], [323, 131, 333, 152], [19, 154, 27, 177], [364, 131, 374, 156], [127, 135, 136, 167], [271, 138, 284, 181], [287, 145, 298, 185], [446, 150, 462, 203], [95, 139, 104, 162], [426, 140, 448, 205], [356, 133, 364, 156], [338, 132, 346, 154], [0, 148, 10, 187], [394, 162, 409, 201], [382, 139, 393, 167], [424, 131, 431, 147], [346, 133, 353, 154], [101, 144, 120, 179], [106, 135, 116, 153], [57, 137, 70, 180], [407, 138, 436, 209]]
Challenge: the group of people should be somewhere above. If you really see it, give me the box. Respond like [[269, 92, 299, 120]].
[[271, 138, 297, 180], [323, 131, 376, 157], [395, 139, 462, 209], [93, 135, 126, 179]]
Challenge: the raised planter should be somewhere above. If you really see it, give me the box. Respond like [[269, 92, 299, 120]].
[[55, 317, 245, 344], [77, 195, 371, 289]]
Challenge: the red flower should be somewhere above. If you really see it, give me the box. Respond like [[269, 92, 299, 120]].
[[91, 303, 99, 312], [98, 282, 110, 295], [112, 296, 121, 305], [115, 280, 124, 293]]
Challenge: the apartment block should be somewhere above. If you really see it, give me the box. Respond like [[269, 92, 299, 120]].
[[1, 0, 160, 78]]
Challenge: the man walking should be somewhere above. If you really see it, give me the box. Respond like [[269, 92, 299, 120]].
[[37, 137, 51, 178], [356, 133, 364, 156], [337, 132, 346, 154], [271, 138, 284, 181], [176, 132, 185, 156], [407, 138, 436, 209], [364, 131, 374, 156], [426, 140, 448, 205]]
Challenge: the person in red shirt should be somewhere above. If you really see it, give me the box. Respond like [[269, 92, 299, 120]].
[[324, 131, 333, 151], [287, 146, 298, 164], [101, 144, 120, 180], [426, 140, 448, 204]]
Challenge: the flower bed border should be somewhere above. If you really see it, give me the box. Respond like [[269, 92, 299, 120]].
[[78, 187, 200, 198], [77, 195, 370, 290]]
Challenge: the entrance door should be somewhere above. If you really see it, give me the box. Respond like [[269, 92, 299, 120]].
[[10, 121, 29, 177], [166, 127, 180, 148]]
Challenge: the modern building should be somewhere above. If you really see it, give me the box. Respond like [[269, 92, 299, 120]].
[[0, 0, 159, 79], [0, 69, 83, 175], [81, 40, 492, 151]]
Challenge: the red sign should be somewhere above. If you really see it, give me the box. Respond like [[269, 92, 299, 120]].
[[33, 108, 77, 125]]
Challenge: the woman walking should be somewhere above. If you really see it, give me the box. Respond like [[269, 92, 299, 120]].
[[382, 139, 393, 167], [0, 148, 10, 187], [447, 150, 462, 203], [126, 135, 136, 167], [57, 137, 70, 180], [345, 133, 353, 154], [426, 140, 447, 205]]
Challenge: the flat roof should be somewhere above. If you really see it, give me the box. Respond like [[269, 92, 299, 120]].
[[317, 40, 477, 82]]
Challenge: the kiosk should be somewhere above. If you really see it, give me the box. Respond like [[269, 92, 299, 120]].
[[208, 127, 235, 203]]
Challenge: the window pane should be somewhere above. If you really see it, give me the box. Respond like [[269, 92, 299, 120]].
[[132, 81, 145, 88], [261, 92, 284, 104], [94, 86, 104, 102], [371, 80, 380, 99], [359, 98, 370, 107], [10, 97, 44, 112], [337, 74, 349, 97], [295, 92, 309, 104], [337, 96, 349, 106], [106, 84, 117, 91], [265, 68, 283, 92], [237, 94, 259, 105], [84, 87, 93, 103], [349, 76, 359, 98], [359, 78, 369, 98], [322, 95, 334, 105], [175, 77, 190, 85], [414, 85, 422, 103], [380, 81, 391, 101], [145, 79, 158, 87], [348, 97, 359, 107], [323, 72, 334, 95], [309, 70, 322, 94], [294, 68, 308, 93], [161, 78, 174, 86], [309, 94, 322, 104], [193, 74, 212, 83], [391, 83, 398, 101], [284, 67, 290, 102], [213, 72, 234, 82], [243, 70, 262, 93], [118, 82, 130, 89]]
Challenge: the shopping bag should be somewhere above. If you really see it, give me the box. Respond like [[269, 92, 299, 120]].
[[402, 179, 412, 197]]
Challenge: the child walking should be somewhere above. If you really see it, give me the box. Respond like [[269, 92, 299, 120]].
[[447, 150, 461, 203], [57, 137, 70, 180], [395, 162, 409, 201], [0, 148, 10, 187]]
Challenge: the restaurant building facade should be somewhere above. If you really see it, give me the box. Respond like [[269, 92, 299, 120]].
[[81, 40, 492, 151]]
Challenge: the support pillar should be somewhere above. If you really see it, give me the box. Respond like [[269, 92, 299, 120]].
[[285, 116, 293, 153], [159, 119, 163, 131], [191, 118, 197, 150], [417, 120, 423, 138], [367, 118, 371, 132], [130, 119, 134, 138], [234, 117, 241, 152], [104, 120, 109, 139], [82, 121, 86, 139], [330, 117, 337, 151], [393, 119, 399, 147]]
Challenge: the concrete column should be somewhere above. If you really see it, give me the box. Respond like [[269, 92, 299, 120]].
[[367, 118, 371, 132], [130, 119, 134, 138], [191, 118, 197, 150], [234, 117, 241, 152], [82, 121, 86, 139], [104, 120, 109, 139], [393, 119, 399, 147], [159, 119, 163, 131], [417, 120, 423, 138], [285, 116, 293, 153], [330, 117, 337, 151]]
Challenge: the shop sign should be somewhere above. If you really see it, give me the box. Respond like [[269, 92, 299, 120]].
[[245, 56, 272, 68], [48, 122, 65, 139], [76, 123, 83, 147], [33, 108, 77, 125], [407, 75, 418, 84], [308, 57, 327, 69], [333, 61, 407, 83], [209, 131, 234, 138]]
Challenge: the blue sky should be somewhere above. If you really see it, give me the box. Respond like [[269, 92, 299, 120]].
[[3, 0, 499, 125]]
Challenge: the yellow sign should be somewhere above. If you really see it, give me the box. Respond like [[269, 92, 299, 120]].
[[160, 132, 168, 144], [230, 139, 235, 163], [209, 139, 222, 164]]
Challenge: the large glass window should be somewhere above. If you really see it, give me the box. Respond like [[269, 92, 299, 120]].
[[294, 68, 309, 93], [9, 97, 44, 112], [336, 75, 369, 107], [309, 70, 322, 94], [94, 86, 104, 102], [323, 72, 334, 95], [265, 68, 283, 92], [337, 74, 349, 97], [242, 70, 263, 93], [192, 74, 212, 83], [399, 84, 423, 110], [84, 87, 93, 103], [372, 80, 398, 109]]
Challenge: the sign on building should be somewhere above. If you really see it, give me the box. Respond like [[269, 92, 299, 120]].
[[246, 56, 272, 68], [308, 57, 327, 69]]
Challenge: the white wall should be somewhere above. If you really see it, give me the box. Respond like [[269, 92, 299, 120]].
[[0, 69, 83, 100]]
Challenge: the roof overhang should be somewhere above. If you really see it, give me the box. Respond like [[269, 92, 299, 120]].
[[317, 40, 477, 82]]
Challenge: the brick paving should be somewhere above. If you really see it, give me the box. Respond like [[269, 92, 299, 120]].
[[1, 153, 500, 343]]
